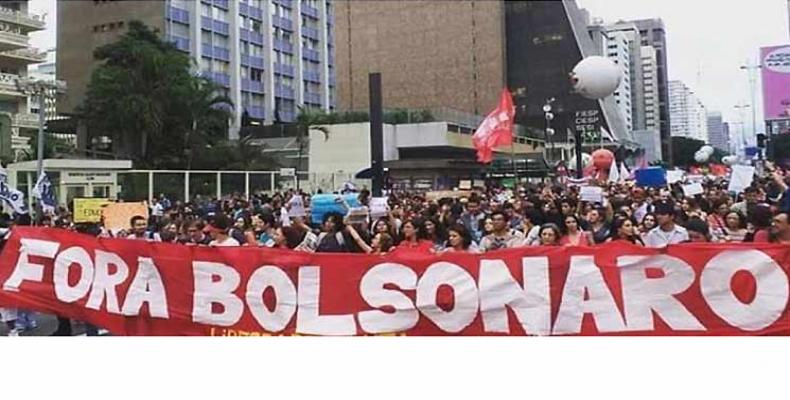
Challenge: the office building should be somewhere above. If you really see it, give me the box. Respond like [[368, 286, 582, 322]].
[[631, 19, 672, 163], [335, 0, 632, 160], [58, 0, 336, 140], [0, 0, 48, 161], [669, 80, 708, 142], [706, 111, 729, 152], [588, 21, 633, 132]]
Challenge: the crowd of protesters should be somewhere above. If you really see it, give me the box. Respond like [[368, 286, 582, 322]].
[[4, 160, 790, 335]]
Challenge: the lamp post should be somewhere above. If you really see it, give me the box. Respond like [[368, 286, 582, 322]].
[[543, 98, 555, 163], [15, 77, 66, 218]]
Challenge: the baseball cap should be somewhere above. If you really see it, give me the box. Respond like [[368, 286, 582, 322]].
[[653, 200, 675, 215]]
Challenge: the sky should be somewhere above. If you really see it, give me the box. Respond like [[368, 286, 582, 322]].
[[579, 0, 790, 143], [22, 0, 790, 141]]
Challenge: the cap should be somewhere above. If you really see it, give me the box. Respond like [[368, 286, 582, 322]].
[[653, 200, 675, 215]]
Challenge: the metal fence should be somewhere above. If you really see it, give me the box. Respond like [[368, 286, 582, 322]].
[[117, 170, 371, 202]]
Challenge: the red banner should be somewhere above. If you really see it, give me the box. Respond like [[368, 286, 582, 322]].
[[1, 227, 790, 336]]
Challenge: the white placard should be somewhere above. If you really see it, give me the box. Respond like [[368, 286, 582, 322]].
[[667, 170, 684, 185], [580, 186, 604, 204], [682, 183, 704, 197], [287, 195, 305, 217], [369, 197, 389, 219], [458, 180, 472, 190], [727, 165, 755, 193]]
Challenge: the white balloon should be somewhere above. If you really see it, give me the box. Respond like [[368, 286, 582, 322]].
[[694, 151, 709, 163], [569, 153, 593, 170], [700, 145, 715, 156], [571, 56, 623, 100], [722, 156, 738, 166]]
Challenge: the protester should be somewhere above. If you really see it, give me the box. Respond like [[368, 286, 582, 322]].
[[537, 223, 561, 246], [770, 212, 790, 244], [315, 212, 349, 253], [685, 218, 712, 243], [643, 201, 689, 248], [720, 211, 748, 243], [608, 217, 644, 246], [206, 214, 240, 247], [560, 214, 591, 246], [253, 213, 276, 247], [397, 218, 433, 252], [586, 207, 611, 244], [443, 223, 478, 253], [127, 215, 161, 241], [479, 211, 524, 252]]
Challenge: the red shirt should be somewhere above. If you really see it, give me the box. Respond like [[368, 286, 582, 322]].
[[397, 239, 434, 252], [560, 232, 592, 246], [753, 229, 770, 243]]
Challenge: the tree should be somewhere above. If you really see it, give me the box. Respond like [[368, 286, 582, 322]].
[[671, 136, 728, 167], [79, 21, 232, 168]]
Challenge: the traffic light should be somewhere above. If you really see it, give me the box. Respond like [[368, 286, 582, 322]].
[[757, 133, 766, 149]]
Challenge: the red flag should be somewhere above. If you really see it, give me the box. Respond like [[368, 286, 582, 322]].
[[709, 164, 729, 177], [473, 88, 514, 163]]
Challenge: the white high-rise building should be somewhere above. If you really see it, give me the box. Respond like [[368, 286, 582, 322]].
[[641, 46, 660, 132], [605, 29, 632, 133], [669, 80, 709, 142], [0, 0, 48, 161], [706, 111, 729, 152]]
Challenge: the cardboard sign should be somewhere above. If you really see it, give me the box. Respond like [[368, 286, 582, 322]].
[[458, 180, 472, 190], [73, 198, 111, 223], [635, 167, 667, 187], [666, 170, 685, 185], [369, 197, 389, 219], [580, 186, 604, 204], [727, 165, 755, 193], [346, 206, 369, 225], [101, 202, 149, 231], [286, 195, 305, 218], [682, 183, 704, 198]]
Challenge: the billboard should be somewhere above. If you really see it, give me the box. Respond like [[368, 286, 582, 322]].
[[761, 45, 790, 121]]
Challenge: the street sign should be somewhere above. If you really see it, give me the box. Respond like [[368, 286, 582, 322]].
[[280, 168, 296, 177]]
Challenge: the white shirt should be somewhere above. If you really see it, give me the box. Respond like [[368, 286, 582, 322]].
[[152, 203, 164, 217], [644, 224, 689, 248], [210, 237, 240, 247]]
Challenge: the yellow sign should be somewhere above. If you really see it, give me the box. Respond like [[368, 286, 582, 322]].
[[102, 202, 149, 231], [73, 198, 111, 223]]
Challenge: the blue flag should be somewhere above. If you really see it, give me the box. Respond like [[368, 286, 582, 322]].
[[32, 172, 57, 214]]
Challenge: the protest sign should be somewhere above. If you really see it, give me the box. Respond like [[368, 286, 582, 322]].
[[579, 186, 604, 203], [286, 195, 305, 218], [311, 194, 360, 225], [102, 202, 148, 231], [635, 167, 667, 187], [73, 198, 111, 223], [667, 170, 685, 185], [727, 165, 755, 193], [369, 197, 389, 219], [0, 181, 27, 214], [6, 227, 790, 336], [682, 183, 704, 198], [458, 180, 472, 190]]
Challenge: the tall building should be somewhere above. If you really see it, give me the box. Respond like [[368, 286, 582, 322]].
[[335, 0, 632, 162], [640, 46, 660, 132], [706, 111, 729, 152], [57, 0, 336, 139], [334, 0, 505, 116], [588, 22, 632, 132], [669, 80, 708, 142], [631, 19, 672, 163], [0, 0, 48, 161]]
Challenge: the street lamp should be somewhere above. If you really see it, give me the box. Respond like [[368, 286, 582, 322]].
[[543, 98, 555, 162], [15, 77, 66, 181]]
